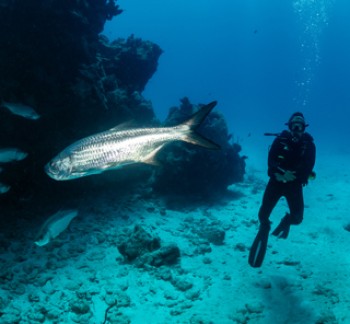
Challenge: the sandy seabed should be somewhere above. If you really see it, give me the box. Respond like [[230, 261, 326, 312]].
[[0, 149, 349, 324]]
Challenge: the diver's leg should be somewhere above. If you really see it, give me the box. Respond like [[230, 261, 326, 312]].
[[249, 180, 281, 267], [258, 180, 282, 225], [272, 183, 304, 239], [286, 183, 304, 225]]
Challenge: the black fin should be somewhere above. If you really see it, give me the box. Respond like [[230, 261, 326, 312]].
[[248, 224, 270, 268], [271, 213, 291, 239]]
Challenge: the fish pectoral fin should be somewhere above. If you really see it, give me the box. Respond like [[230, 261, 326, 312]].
[[141, 145, 165, 166]]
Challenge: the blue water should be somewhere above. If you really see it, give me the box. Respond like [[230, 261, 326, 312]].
[[2, 2, 350, 322], [104, 0, 350, 154]]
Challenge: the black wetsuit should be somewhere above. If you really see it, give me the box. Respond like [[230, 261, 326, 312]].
[[258, 130, 316, 226]]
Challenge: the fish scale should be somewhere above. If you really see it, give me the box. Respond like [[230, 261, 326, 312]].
[[45, 101, 220, 180]]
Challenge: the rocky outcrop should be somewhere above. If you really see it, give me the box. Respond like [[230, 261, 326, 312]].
[[152, 97, 246, 201], [0, 1, 244, 215], [0, 1, 162, 211], [116, 225, 181, 268]]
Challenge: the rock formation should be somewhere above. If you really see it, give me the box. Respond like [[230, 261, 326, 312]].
[[0, 1, 245, 215]]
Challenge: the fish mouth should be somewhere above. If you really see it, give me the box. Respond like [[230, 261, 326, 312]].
[[45, 160, 65, 181], [45, 158, 80, 181]]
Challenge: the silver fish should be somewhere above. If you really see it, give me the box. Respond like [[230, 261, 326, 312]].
[[0, 148, 28, 163], [35, 209, 78, 246], [45, 101, 220, 181], [0, 182, 10, 194], [1, 101, 40, 120]]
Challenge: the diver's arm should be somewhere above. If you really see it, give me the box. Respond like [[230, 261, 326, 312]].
[[301, 141, 316, 183], [293, 140, 316, 184], [267, 137, 285, 179]]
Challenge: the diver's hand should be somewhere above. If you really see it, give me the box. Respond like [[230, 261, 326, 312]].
[[284, 170, 296, 181], [274, 171, 296, 183], [274, 173, 285, 182]]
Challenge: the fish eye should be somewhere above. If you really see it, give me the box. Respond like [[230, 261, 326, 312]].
[[48, 161, 59, 174]]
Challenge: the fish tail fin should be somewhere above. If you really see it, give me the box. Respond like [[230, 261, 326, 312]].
[[182, 101, 217, 128], [180, 101, 221, 150], [183, 132, 221, 150]]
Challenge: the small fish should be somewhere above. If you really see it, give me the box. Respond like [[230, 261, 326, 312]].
[[0, 148, 28, 163], [1, 101, 40, 120], [0, 182, 10, 194], [45, 101, 220, 181], [35, 209, 78, 247]]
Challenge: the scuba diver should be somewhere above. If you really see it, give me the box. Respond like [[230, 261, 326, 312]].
[[248, 112, 316, 268]]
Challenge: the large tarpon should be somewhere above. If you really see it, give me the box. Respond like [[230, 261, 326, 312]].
[[45, 101, 220, 181]]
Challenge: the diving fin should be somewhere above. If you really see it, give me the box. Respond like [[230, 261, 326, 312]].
[[271, 213, 291, 239], [248, 223, 270, 268]]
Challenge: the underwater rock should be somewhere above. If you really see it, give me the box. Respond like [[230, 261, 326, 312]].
[[185, 289, 201, 301], [44, 308, 61, 322], [189, 314, 214, 324], [315, 312, 338, 324], [116, 225, 180, 268], [117, 225, 161, 262], [182, 215, 226, 246], [98, 35, 163, 93], [313, 284, 339, 304], [0, 0, 161, 212], [343, 223, 350, 232], [0, 311, 21, 324], [200, 228, 225, 245], [202, 256, 212, 264], [245, 302, 264, 315], [105, 290, 130, 308], [0, 0, 122, 104], [154, 267, 173, 282], [136, 244, 180, 268], [277, 259, 301, 267], [0, 0, 244, 219], [152, 97, 246, 200], [70, 300, 90, 315], [193, 241, 212, 255], [105, 312, 131, 324], [27, 310, 46, 323], [170, 277, 193, 292], [234, 242, 247, 252]]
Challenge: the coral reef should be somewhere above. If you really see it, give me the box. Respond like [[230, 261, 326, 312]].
[[116, 225, 181, 268], [152, 97, 246, 202], [0, 0, 162, 212], [0, 1, 244, 215]]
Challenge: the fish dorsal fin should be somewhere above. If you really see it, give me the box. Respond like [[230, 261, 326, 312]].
[[108, 121, 139, 132]]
